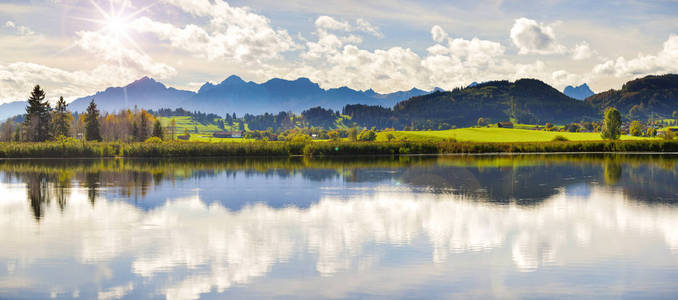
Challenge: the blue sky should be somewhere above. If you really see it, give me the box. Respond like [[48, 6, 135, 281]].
[[0, 0, 677, 103]]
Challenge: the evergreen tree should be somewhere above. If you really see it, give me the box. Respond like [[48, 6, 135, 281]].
[[139, 112, 148, 141], [23, 85, 52, 142], [84, 100, 102, 141], [131, 121, 139, 141], [601, 107, 622, 140], [152, 119, 164, 139], [51, 96, 71, 138]]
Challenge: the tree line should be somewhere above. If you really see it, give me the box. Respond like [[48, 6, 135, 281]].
[[0, 85, 165, 142]]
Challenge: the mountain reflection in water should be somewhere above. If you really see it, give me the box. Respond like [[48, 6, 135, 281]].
[[1, 154, 678, 299]]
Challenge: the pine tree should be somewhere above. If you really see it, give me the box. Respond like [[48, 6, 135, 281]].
[[139, 112, 148, 141], [152, 119, 164, 139], [84, 99, 102, 141], [23, 85, 52, 142], [131, 121, 139, 141], [51, 96, 72, 138]]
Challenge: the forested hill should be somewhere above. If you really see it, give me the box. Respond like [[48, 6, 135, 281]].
[[586, 74, 678, 119], [391, 79, 599, 127]]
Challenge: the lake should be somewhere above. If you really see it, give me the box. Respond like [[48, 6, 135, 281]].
[[1, 154, 678, 299]]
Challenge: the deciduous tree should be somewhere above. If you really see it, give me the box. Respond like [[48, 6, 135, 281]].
[[601, 107, 622, 140]]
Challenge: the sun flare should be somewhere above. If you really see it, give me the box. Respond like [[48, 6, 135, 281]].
[[105, 15, 128, 38]]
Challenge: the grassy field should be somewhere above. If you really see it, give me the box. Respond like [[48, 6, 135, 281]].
[[376, 128, 652, 143], [158, 116, 253, 142], [158, 116, 222, 133], [158, 116, 658, 144]]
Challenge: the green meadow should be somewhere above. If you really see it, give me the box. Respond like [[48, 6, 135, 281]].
[[376, 128, 651, 143]]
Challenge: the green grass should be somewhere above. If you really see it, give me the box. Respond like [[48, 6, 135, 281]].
[[187, 135, 255, 143], [159, 116, 222, 133], [376, 128, 652, 143]]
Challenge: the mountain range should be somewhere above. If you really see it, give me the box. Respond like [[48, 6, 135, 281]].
[[0, 75, 434, 120], [1, 74, 677, 125], [563, 83, 594, 100]]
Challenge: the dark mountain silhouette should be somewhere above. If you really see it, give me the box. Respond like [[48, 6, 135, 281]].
[[586, 74, 678, 119], [190, 75, 432, 115], [68, 76, 195, 113], [392, 78, 599, 126], [563, 83, 594, 100], [30, 75, 430, 117]]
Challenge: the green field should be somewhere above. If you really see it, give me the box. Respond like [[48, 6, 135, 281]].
[[158, 116, 253, 142], [376, 128, 652, 142], [158, 116, 658, 143], [158, 116, 221, 133]]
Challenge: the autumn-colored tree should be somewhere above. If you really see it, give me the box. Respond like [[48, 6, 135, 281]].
[[629, 121, 644, 137], [169, 119, 176, 140]]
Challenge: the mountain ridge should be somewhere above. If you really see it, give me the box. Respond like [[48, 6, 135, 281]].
[[586, 74, 678, 119]]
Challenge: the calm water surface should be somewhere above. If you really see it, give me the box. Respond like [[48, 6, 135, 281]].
[[1, 155, 678, 299]]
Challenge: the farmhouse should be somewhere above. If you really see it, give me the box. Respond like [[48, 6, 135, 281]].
[[213, 131, 243, 138], [497, 121, 514, 128]]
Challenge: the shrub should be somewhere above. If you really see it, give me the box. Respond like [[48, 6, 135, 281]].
[[552, 135, 569, 142], [288, 133, 312, 144], [145, 137, 164, 144]]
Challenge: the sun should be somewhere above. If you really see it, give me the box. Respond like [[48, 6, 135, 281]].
[[105, 15, 129, 38]]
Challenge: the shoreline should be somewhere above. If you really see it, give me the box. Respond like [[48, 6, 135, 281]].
[[1, 140, 678, 158]]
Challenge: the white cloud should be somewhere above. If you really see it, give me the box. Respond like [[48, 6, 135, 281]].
[[510, 18, 566, 55], [431, 25, 448, 43], [4, 20, 35, 36], [571, 42, 595, 60], [592, 34, 678, 77], [155, 0, 298, 61], [295, 24, 544, 92], [129, 1, 297, 63], [314, 16, 382, 37], [0, 62, 145, 103], [75, 30, 176, 78], [98, 283, 134, 300], [552, 70, 582, 88], [315, 16, 351, 31], [355, 18, 383, 38]]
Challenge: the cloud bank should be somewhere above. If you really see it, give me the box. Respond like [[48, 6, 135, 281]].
[[0, 0, 676, 104]]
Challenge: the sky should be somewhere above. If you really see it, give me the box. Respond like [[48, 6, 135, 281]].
[[0, 0, 677, 104]]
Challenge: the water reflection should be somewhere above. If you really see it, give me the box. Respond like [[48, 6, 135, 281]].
[[1, 155, 678, 299]]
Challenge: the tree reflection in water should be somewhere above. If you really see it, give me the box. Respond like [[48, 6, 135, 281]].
[[5, 154, 678, 221]]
